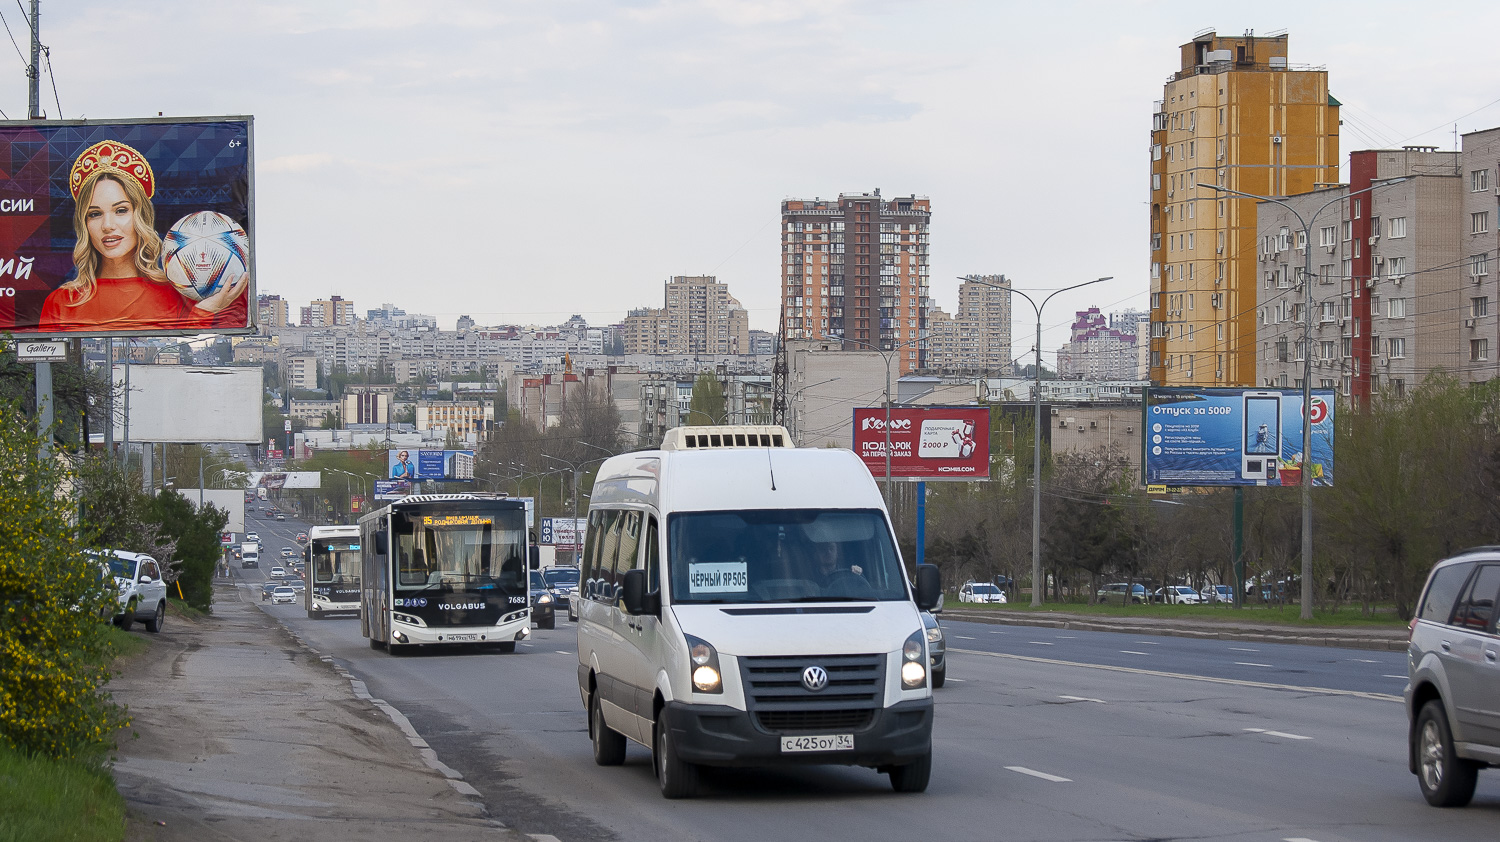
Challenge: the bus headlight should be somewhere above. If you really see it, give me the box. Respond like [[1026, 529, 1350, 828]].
[[901, 630, 927, 689], [392, 612, 426, 627], [685, 634, 723, 694]]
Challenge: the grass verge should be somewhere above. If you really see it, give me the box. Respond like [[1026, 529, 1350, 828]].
[[950, 600, 1408, 628], [0, 741, 125, 842]]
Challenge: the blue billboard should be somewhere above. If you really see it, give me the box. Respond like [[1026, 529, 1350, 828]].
[[1143, 388, 1335, 487], [386, 449, 475, 482]]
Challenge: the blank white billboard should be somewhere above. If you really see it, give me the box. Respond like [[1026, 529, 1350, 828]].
[[113, 365, 262, 444], [247, 471, 322, 490], [176, 488, 245, 534]]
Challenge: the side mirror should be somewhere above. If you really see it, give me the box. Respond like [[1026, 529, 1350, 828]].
[[931, 592, 945, 614], [374, 532, 388, 556], [138, 575, 154, 584], [914, 564, 941, 611], [529, 546, 540, 570], [621, 568, 659, 617]]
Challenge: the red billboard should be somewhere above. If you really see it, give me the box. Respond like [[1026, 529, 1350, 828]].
[[852, 406, 991, 481]]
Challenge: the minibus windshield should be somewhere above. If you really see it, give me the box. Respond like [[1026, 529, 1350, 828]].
[[668, 509, 908, 604]]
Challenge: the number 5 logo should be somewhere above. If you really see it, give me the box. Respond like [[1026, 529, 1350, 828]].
[[1308, 397, 1329, 425]]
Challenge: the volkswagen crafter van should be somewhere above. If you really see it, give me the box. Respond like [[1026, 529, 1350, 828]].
[[576, 425, 942, 798]]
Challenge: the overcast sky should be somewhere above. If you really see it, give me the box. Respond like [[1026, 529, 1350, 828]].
[[17, 1, 1500, 359]]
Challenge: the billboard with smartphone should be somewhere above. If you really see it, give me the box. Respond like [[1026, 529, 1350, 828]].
[[1144, 388, 1335, 487], [0, 117, 254, 337], [851, 406, 991, 481]]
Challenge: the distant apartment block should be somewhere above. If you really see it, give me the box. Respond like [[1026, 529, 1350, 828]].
[[301, 296, 356, 327], [663, 275, 750, 355], [781, 190, 931, 375], [415, 401, 491, 439], [257, 294, 289, 328], [1058, 308, 1143, 380], [1149, 30, 1340, 386], [286, 353, 319, 391], [341, 388, 392, 425], [927, 275, 1012, 374]]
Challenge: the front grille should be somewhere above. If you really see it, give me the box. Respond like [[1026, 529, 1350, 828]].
[[757, 708, 874, 732], [740, 653, 884, 734]]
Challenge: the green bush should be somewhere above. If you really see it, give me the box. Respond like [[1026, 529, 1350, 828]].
[[0, 740, 126, 842], [147, 490, 226, 611], [0, 402, 126, 761]]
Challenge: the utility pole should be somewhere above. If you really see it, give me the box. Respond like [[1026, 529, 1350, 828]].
[[27, 1, 51, 458], [27, 0, 38, 120]]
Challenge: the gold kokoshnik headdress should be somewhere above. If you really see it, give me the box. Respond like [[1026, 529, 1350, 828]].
[[69, 140, 156, 200]]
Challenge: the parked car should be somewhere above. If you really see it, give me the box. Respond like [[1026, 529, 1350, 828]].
[[958, 581, 1007, 604], [1098, 582, 1149, 604], [1155, 585, 1204, 605], [922, 610, 946, 688], [271, 586, 297, 605], [97, 549, 168, 633], [1203, 584, 1235, 604], [529, 571, 557, 630], [1407, 546, 1500, 807]]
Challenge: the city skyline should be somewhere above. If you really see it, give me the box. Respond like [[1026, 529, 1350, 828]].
[[25, 3, 1500, 366]]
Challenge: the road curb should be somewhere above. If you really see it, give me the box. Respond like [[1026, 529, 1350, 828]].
[[938, 609, 1409, 652]]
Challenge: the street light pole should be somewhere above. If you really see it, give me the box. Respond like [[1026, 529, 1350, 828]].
[[960, 276, 1111, 607], [1207, 179, 1403, 620]]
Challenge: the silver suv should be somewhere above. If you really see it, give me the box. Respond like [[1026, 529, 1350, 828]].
[[1407, 547, 1500, 806]]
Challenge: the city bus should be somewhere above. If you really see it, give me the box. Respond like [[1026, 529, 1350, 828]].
[[359, 493, 533, 653], [306, 525, 361, 619]]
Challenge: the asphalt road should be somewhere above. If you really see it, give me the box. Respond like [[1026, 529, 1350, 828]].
[[235, 511, 1500, 841]]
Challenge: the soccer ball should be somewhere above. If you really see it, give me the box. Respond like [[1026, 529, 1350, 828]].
[[162, 211, 249, 301]]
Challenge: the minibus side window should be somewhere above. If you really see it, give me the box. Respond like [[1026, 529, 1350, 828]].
[[644, 516, 660, 593], [581, 510, 602, 598], [617, 512, 642, 588], [598, 511, 624, 604]]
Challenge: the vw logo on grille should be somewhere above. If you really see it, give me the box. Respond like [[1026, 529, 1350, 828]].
[[801, 665, 829, 692]]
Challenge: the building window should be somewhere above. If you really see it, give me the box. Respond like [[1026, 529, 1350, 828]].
[[1389, 216, 1407, 239], [1474, 212, 1490, 234], [1341, 258, 1352, 279], [1387, 256, 1408, 278], [1353, 198, 1362, 219], [1388, 337, 1405, 359], [1473, 296, 1490, 318], [1473, 254, 1490, 277], [1472, 338, 1490, 362], [1320, 225, 1336, 247], [1342, 220, 1352, 241], [1473, 169, 1490, 192], [1388, 298, 1406, 319]]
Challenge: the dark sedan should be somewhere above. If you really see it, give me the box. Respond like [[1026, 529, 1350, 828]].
[[528, 571, 557, 630]]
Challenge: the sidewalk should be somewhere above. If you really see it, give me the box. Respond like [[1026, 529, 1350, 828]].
[[939, 607, 1409, 651], [108, 582, 525, 842]]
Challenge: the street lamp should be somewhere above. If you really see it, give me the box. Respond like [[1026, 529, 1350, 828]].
[[1205, 177, 1406, 620], [959, 275, 1112, 607], [543, 454, 611, 563]]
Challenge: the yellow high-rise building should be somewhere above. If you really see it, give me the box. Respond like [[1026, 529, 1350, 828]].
[[1148, 31, 1340, 386]]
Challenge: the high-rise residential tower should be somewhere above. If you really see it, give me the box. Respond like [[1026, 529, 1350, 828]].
[[1148, 31, 1340, 386], [781, 190, 931, 374]]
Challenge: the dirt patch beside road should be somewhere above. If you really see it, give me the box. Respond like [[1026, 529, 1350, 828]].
[[108, 583, 520, 842]]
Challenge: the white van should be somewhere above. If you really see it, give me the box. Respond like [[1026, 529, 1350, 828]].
[[576, 425, 942, 798]]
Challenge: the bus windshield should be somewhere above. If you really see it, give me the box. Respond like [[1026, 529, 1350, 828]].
[[392, 509, 526, 593], [312, 539, 361, 586], [667, 509, 908, 605]]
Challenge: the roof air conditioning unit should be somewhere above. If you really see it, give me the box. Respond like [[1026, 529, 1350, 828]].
[[1466, 318, 1477, 329], [1369, 235, 1380, 245], [1327, 244, 1337, 253], [1078, 425, 1085, 432], [1050, 407, 1059, 415], [1126, 425, 1134, 433], [1273, 135, 1283, 144], [1059, 419, 1068, 428]]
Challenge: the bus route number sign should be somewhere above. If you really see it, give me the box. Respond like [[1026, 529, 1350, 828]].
[[422, 515, 493, 527]]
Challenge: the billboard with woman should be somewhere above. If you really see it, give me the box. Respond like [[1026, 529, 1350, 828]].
[[0, 117, 253, 336]]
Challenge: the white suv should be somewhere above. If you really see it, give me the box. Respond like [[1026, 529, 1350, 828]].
[[958, 582, 1007, 604], [99, 550, 168, 633]]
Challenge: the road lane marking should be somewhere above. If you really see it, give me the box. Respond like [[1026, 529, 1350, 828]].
[[1120, 650, 1149, 655], [1229, 647, 1259, 652], [955, 635, 977, 640], [1284, 838, 1322, 842], [1133, 641, 1161, 645], [949, 647, 1402, 703], [1244, 728, 1312, 740], [1383, 674, 1407, 679], [989, 630, 1007, 634], [1059, 695, 1106, 704], [1352, 658, 1379, 663], [555, 650, 572, 655], [1028, 641, 1055, 645], [947, 678, 966, 683], [1055, 635, 1076, 639], [1006, 766, 1071, 783], [1235, 662, 1274, 668]]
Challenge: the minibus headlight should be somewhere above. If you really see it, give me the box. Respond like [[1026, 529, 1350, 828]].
[[901, 629, 927, 689], [685, 634, 723, 694]]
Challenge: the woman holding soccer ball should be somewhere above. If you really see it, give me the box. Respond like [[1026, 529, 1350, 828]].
[[38, 139, 248, 332]]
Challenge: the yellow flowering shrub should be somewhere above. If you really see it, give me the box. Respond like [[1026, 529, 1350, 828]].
[[0, 402, 125, 761]]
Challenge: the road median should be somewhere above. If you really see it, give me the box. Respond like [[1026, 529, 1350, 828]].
[[939, 607, 1409, 651]]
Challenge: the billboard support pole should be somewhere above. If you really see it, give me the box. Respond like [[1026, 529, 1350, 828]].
[[915, 481, 926, 567], [1233, 486, 1244, 609]]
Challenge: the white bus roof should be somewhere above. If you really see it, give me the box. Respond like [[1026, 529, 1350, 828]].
[[591, 447, 883, 514]]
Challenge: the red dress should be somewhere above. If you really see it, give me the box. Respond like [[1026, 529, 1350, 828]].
[[38, 276, 247, 333]]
